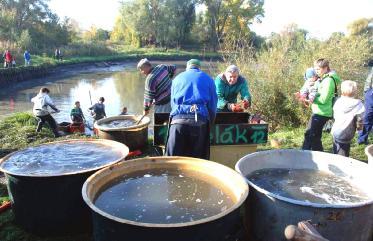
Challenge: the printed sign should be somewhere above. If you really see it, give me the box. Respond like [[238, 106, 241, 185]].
[[154, 123, 268, 146]]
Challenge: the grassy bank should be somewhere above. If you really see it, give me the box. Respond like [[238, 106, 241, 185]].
[[258, 128, 369, 162], [3, 47, 220, 70]]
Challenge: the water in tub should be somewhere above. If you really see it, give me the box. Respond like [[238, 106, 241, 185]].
[[246, 168, 370, 205], [94, 169, 235, 224]]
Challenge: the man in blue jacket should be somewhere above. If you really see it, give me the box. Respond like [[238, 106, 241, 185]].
[[166, 59, 218, 159]]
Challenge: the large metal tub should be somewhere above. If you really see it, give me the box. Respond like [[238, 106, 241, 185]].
[[365, 144, 373, 167], [0, 139, 129, 235], [82, 156, 249, 241], [235, 149, 373, 241], [94, 115, 150, 151]]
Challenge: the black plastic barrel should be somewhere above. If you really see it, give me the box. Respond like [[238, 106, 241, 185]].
[[0, 139, 129, 235], [82, 156, 249, 241]]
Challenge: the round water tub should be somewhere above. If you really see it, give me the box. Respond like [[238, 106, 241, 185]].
[[235, 149, 373, 241], [82, 156, 249, 241], [365, 144, 373, 167], [94, 115, 150, 151], [0, 139, 129, 235]]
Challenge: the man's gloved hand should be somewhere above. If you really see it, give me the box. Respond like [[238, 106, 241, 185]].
[[242, 100, 250, 109], [230, 103, 243, 112]]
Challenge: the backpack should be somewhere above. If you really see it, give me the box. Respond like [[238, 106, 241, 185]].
[[328, 75, 338, 107], [323, 74, 338, 133]]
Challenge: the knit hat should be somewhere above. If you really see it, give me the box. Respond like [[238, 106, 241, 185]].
[[304, 67, 317, 80], [137, 58, 151, 69], [186, 59, 201, 69]]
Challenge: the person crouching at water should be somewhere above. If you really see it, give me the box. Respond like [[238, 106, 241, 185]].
[[70, 101, 85, 123], [166, 59, 217, 159], [31, 87, 60, 137], [89, 97, 106, 122]]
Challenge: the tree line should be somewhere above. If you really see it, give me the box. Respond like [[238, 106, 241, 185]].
[[111, 0, 265, 50], [0, 0, 371, 58], [0, 0, 75, 53], [0, 0, 266, 53]]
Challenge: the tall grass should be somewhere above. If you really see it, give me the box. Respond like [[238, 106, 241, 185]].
[[221, 32, 371, 129]]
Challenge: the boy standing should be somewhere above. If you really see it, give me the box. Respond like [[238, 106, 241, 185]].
[[331, 81, 365, 157], [89, 97, 106, 122]]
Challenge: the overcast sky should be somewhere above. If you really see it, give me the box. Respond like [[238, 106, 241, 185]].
[[49, 0, 373, 39]]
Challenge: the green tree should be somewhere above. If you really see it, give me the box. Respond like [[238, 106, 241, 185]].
[[18, 29, 32, 49], [114, 0, 197, 47], [164, 0, 197, 47], [347, 18, 373, 36], [0, 0, 72, 51], [201, 0, 264, 51]]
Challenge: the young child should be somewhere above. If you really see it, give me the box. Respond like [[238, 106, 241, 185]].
[[89, 97, 106, 121], [296, 67, 320, 105], [70, 101, 85, 123], [120, 106, 128, 115], [331, 80, 365, 157]]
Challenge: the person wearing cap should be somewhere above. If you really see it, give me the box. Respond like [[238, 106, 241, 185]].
[[166, 59, 217, 159], [214, 65, 251, 112], [295, 67, 320, 107], [137, 58, 177, 115]]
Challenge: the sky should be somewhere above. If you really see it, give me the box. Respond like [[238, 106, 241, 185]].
[[49, 0, 373, 39]]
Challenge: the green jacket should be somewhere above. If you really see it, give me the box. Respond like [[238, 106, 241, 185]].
[[215, 74, 251, 110], [311, 71, 341, 117], [70, 107, 84, 119]]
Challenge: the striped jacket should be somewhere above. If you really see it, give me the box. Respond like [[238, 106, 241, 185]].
[[144, 64, 176, 111]]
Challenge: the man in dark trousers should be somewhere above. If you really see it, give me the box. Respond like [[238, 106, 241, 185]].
[[166, 59, 218, 159], [31, 87, 60, 137], [358, 66, 373, 144]]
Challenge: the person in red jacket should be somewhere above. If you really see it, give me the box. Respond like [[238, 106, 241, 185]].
[[3, 50, 12, 68]]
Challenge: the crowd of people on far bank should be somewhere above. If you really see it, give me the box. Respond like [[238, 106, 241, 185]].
[[1, 48, 64, 68], [2, 49, 31, 68], [30, 57, 372, 159]]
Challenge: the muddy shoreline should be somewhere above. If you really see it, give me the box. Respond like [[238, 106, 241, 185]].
[[0, 54, 221, 89]]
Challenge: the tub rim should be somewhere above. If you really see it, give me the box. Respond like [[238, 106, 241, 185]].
[[0, 139, 129, 177], [94, 115, 150, 132], [364, 144, 373, 158], [82, 156, 249, 228], [235, 149, 373, 209]]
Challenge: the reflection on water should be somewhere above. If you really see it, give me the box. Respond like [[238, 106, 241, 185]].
[[1, 141, 124, 175], [94, 168, 234, 224], [0, 61, 217, 124], [247, 168, 371, 204], [0, 65, 143, 123]]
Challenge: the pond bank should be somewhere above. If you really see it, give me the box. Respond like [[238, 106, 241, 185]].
[[0, 53, 221, 87]]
